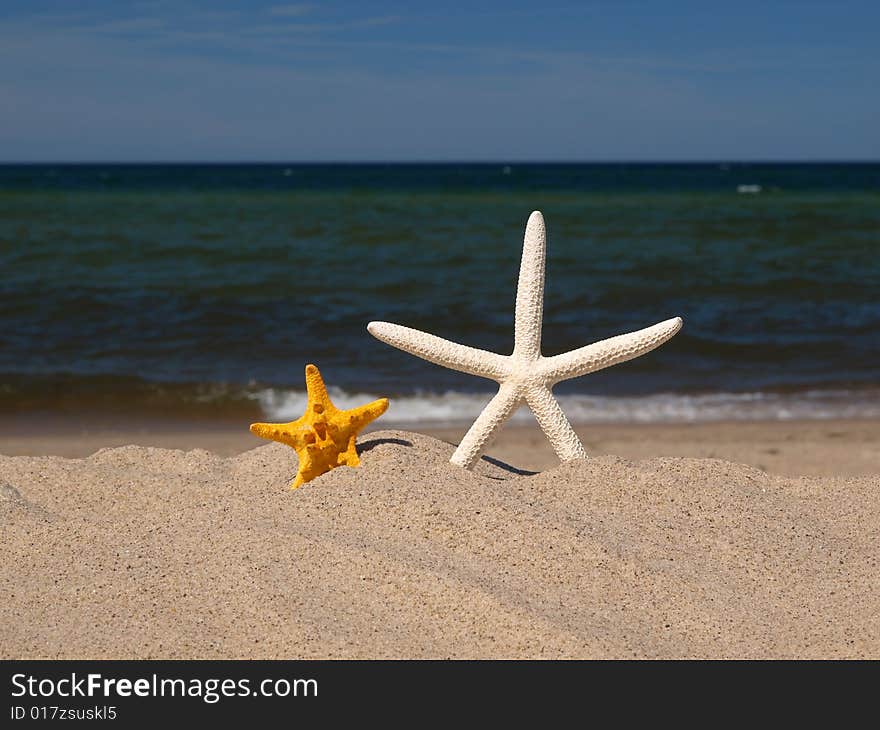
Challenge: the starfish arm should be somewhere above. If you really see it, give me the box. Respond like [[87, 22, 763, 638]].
[[450, 384, 522, 469], [343, 397, 389, 431], [513, 211, 547, 359], [541, 316, 683, 384], [338, 435, 360, 467], [291, 447, 312, 489], [303, 363, 333, 407], [367, 321, 509, 381], [524, 386, 587, 461], [250, 419, 309, 449]]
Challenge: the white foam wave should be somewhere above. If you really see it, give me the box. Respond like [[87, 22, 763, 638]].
[[253, 387, 880, 425]]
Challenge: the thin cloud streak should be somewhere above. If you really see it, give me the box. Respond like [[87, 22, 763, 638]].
[[267, 4, 316, 17]]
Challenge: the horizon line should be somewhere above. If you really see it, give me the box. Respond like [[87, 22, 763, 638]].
[[1, 159, 879, 166]]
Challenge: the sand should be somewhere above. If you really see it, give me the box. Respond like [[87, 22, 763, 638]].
[[3, 416, 879, 478], [1, 428, 878, 659]]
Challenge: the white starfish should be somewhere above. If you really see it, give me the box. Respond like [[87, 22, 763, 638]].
[[368, 211, 683, 469]]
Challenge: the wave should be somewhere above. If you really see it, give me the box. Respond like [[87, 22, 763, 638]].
[[254, 387, 880, 425]]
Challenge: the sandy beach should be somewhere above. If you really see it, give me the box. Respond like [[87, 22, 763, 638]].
[[2, 424, 878, 659], [3, 415, 878, 477]]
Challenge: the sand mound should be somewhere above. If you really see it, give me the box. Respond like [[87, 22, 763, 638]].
[[1, 430, 877, 659]]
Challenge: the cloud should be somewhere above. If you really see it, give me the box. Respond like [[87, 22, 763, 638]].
[[242, 15, 400, 37], [356, 16, 400, 28], [81, 17, 166, 34], [268, 4, 316, 17]]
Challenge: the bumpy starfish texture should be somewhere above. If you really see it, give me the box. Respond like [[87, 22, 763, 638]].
[[368, 211, 683, 470], [250, 364, 388, 489]]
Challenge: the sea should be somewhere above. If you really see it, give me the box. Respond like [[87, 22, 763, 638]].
[[1, 163, 878, 425]]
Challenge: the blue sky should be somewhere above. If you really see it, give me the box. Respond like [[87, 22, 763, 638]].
[[0, 1, 877, 161]]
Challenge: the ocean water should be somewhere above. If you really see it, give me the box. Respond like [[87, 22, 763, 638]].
[[1, 163, 878, 424]]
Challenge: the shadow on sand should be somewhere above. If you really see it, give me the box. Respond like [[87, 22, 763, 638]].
[[480, 454, 539, 477], [357, 437, 413, 455], [357, 436, 538, 478]]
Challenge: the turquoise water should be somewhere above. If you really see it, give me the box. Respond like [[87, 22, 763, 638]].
[[1, 163, 878, 423]]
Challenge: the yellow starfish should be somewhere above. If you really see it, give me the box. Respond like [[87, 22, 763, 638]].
[[249, 364, 389, 489]]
